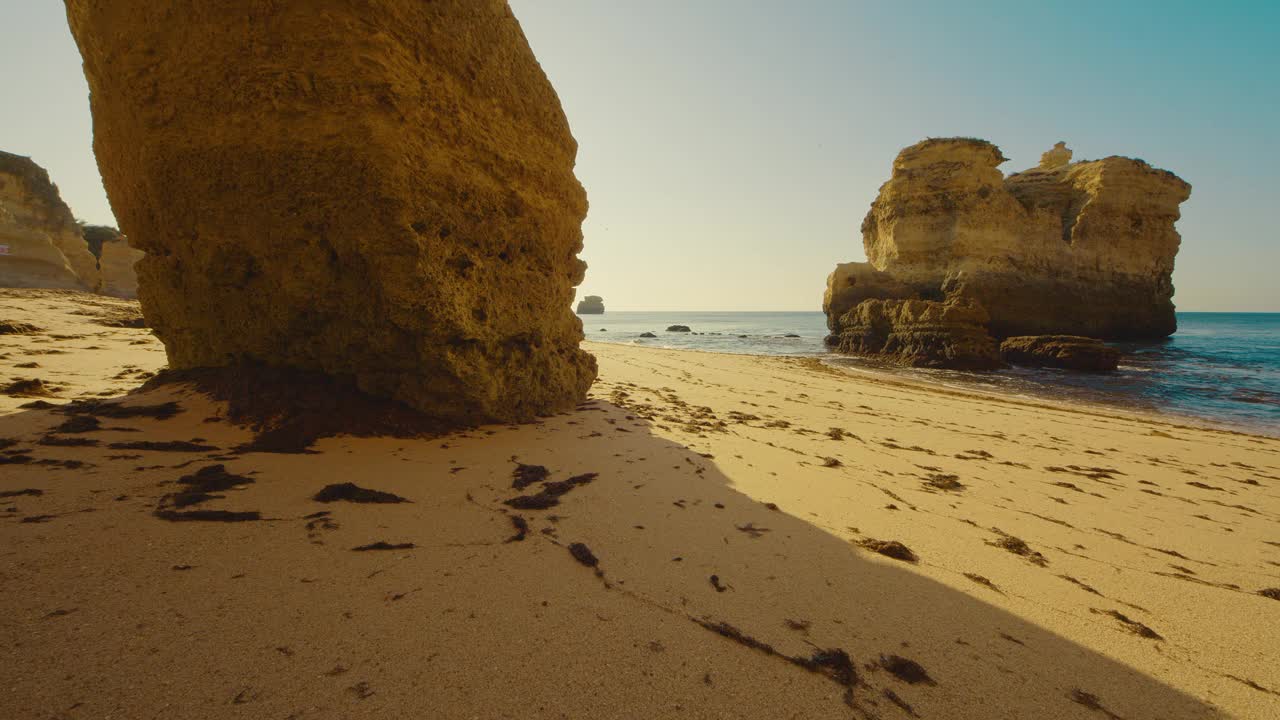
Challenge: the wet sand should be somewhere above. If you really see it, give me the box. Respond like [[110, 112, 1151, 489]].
[[3, 289, 1278, 719]]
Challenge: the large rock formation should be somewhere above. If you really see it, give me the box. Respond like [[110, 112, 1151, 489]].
[[824, 138, 1190, 367], [0, 151, 100, 291], [82, 225, 144, 299], [576, 295, 604, 314], [66, 0, 596, 424]]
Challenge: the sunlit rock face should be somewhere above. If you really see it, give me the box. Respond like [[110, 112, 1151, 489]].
[[825, 138, 1191, 367], [0, 151, 100, 291], [66, 0, 597, 424]]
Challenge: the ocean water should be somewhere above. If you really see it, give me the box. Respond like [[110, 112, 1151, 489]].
[[582, 311, 1280, 437]]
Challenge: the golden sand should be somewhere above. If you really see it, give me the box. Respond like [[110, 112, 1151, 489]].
[[2, 290, 1277, 719]]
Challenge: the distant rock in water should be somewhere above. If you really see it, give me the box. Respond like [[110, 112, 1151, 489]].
[[82, 225, 144, 299], [639, 332, 657, 338], [576, 295, 604, 314], [0, 151, 100, 292], [1000, 336, 1120, 372], [66, 0, 597, 425], [824, 138, 1190, 368], [667, 325, 692, 333]]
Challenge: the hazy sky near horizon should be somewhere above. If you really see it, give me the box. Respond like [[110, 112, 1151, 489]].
[[2, 1, 1277, 311]]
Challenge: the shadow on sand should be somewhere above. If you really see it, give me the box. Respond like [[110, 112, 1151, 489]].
[[0, 386, 1224, 719]]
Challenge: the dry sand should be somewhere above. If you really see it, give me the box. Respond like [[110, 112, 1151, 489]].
[[2, 289, 1278, 719]]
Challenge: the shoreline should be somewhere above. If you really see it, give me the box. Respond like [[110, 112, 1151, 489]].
[[584, 339, 1279, 440]]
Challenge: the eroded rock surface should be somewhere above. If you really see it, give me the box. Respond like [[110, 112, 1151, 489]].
[[0, 152, 100, 291], [66, 0, 596, 424], [576, 295, 604, 314], [825, 138, 1190, 368], [82, 225, 143, 299], [1000, 336, 1120, 372], [832, 299, 1000, 370]]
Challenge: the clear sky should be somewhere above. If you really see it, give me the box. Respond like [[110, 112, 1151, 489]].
[[3, 1, 1276, 311]]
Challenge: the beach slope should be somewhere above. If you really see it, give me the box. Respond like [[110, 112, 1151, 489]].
[[2, 290, 1278, 719]]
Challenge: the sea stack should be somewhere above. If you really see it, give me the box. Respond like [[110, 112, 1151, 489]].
[[576, 295, 605, 314], [824, 138, 1190, 367], [0, 151, 101, 291], [65, 0, 597, 425]]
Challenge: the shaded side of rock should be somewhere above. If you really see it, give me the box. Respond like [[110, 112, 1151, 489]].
[[66, 0, 596, 426], [1000, 335, 1119, 372]]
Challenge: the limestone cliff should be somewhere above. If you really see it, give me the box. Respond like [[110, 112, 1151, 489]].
[[576, 295, 604, 314], [83, 225, 144, 299], [825, 138, 1189, 367], [0, 151, 100, 291], [67, 0, 596, 424]]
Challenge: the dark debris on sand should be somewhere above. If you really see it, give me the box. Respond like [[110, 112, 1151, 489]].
[[987, 530, 1048, 567], [109, 439, 217, 452], [162, 464, 255, 509], [568, 542, 599, 567], [0, 488, 43, 498], [313, 483, 408, 504], [154, 509, 261, 523], [352, 541, 415, 552], [511, 463, 550, 490], [1091, 608, 1163, 640], [1259, 588, 1280, 601], [505, 515, 530, 543], [0, 321, 42, 335], [141, 365, 451, 453], [879, 655, 936, 686], [857, 538, 919, 563], [504, 473, 597, 510], [695, 619, 859, 707]]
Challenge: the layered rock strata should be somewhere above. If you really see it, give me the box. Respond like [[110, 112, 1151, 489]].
[[66, 0, 597, 424], [832, 299, 1000, 370], [576, 295, 604, 314], [0, 151, 100, 291], [824, 138, 1189, 368], [1000, 336, 1120, 372]]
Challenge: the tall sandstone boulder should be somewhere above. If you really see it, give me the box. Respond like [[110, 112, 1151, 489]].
[[66, 0, 597, 424], [0, 151, 101, 291], [824, 138, 1190, 367]]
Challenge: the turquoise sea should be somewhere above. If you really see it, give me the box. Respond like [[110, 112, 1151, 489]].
[[582, 311, 1280, 437]]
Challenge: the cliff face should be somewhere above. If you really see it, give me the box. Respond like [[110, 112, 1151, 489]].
[[0, 152, 100, 291], [83, 225, 144, 299], [576, 295, 604, 314], [857, 138, 1191, 340], [66, 0, 596, 425]]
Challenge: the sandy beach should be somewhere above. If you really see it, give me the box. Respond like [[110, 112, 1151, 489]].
[[3, 290, 1278, 719]]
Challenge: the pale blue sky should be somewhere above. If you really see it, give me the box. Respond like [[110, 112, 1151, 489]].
[[3, 1, 1276, 310]]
